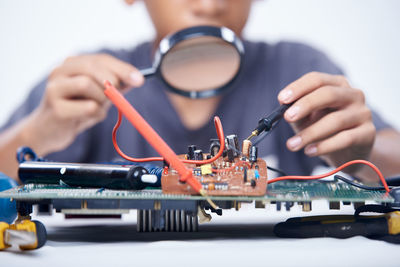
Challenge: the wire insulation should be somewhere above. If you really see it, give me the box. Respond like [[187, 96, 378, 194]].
[[112, 111, 225, 165], [267, 160, 390, 193], [334, 175, 391, 191]]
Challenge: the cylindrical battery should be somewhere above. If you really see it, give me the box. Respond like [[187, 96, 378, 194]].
[[18, 161, 159, 190]]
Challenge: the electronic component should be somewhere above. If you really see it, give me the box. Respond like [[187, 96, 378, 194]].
[[249, 145, 258, 163], [209, 139, 221, 157], [161, 155, 268, 196], [226, 134, 239, 157], [194, 150, 204, 161], [242, 140, 251, 157], [187, 145, 197, 160], [18, 161, 161, 190], [200, 164, 212, 175], [227, 149, 235, 162]]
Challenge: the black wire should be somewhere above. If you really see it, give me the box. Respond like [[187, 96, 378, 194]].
[[267, 166, 288, 176], [334, 174, 391, 191]]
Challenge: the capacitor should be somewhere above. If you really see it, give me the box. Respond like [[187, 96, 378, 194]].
[[226, 134, 239, 157], [227, 149, 235, 162], [251, 179, 257, 188], [254, 169, 260, 179], [187, 145, 197, 160], [194, 149, 204, 160], [249, 145, 258, 163], [242, 140, 252, 158], [209, 139, 221, 156]]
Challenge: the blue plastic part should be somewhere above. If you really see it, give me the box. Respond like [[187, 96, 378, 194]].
[[16, 146, 43, 163], [0, 172, 18, 223], [254, 170, 260, 179]]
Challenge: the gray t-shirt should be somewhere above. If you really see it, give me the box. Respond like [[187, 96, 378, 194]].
[[1, 41, 391, 175]]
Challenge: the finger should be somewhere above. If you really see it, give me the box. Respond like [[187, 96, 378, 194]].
[[286, 106, 372, 151], [52, 54, 144, 89], [278, 72, 350, 104], [49, 76, 108, 104], [302, 122, 376, 157], [284, 86, 365, 123], [53, 99, 102, 120], [76, 103, 110, 132], [103, 55, 145, 89]]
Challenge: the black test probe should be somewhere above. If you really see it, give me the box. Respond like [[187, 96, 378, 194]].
[[247, 103, 292, 141]]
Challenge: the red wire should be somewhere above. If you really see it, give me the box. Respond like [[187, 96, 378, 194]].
[[267, 159, 390, 193], [112, 111, 164, 162], [112, 111, 226, 165]]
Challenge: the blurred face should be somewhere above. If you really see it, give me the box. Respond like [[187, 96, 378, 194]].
[[142, 0, 252, 41]]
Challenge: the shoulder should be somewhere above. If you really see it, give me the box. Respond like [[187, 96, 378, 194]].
[[245, 40, 343, 75]]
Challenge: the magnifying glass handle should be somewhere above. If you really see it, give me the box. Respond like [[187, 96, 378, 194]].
[[140, 67, 156, 78]]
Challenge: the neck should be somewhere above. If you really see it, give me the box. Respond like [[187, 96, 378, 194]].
[[167, 93, 221, 130]]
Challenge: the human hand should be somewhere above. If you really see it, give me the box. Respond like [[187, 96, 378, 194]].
[[278, 72, 376, 172], [23, 54, 144, 155]]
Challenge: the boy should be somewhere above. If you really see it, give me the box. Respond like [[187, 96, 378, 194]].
[[1, 0, 400, 184]]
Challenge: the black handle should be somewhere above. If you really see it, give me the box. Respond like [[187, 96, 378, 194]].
[[255, 103, 293, 135]]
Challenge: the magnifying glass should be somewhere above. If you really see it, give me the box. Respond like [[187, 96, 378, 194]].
[[140, 25, 244, 99]]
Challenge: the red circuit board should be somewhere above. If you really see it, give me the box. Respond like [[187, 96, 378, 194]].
[[161, 155, 268, 196]]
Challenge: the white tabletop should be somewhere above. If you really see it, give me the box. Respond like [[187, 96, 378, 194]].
[[1, 200, 398, 267]]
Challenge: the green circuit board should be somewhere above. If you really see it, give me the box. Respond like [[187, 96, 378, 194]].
[[0, 180, 393, 203]]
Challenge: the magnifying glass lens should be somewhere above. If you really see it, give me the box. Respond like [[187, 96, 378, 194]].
[[160, 36, 240, 92]]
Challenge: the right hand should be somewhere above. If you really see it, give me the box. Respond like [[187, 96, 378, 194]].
[[23, 54, 144, 156]]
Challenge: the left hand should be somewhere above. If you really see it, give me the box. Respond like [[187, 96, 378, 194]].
[[278, 71, 376, 171]]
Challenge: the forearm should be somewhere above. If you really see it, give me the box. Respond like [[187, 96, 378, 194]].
[[0, 121, 29, 183], [0, 111, 47, 183], [355, 128, 400, 183]]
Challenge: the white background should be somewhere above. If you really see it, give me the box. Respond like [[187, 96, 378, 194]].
[[0, 0, 399, 129], [1, 2, 399, 265]]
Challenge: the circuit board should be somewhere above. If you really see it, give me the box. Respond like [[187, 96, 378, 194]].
[[0, 180, 393, 203], [162, 155, 268, 196]]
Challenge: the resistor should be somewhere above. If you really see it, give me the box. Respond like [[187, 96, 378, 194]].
[[242, 140, 252, 158], [208, 183, 215, 190]]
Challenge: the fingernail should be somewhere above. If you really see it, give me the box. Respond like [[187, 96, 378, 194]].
[[286, 106, 300, 120], [288, 136, 302, 149], [130, 72, 144, 85], [278, 89, 293, 103], [305, 145, 317, 156]]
